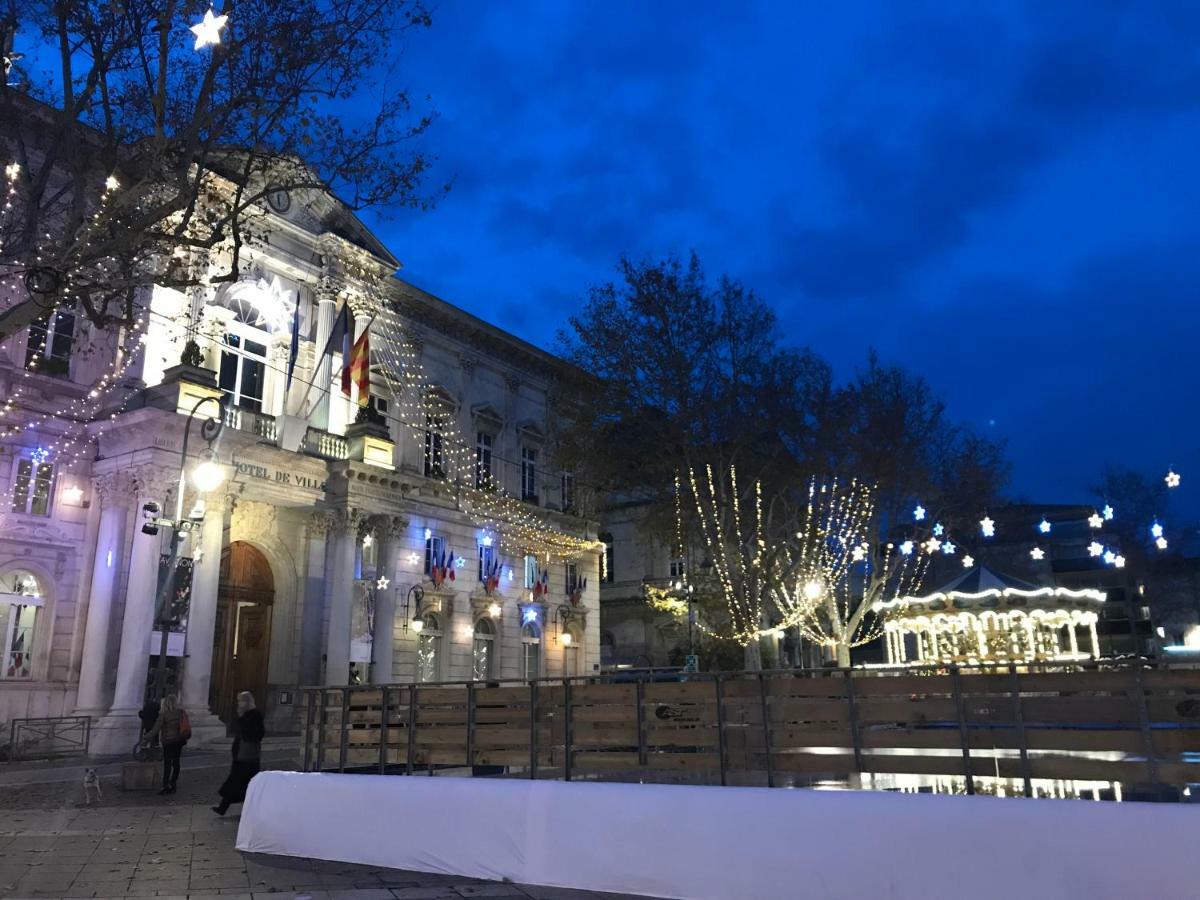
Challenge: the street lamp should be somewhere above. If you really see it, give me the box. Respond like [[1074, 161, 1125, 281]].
[[149, 396, 224, 703]]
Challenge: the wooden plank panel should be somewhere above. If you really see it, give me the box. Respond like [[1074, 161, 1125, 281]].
[[645, 752, 721, 771], [572, 684, 636, 704], [855, 698, 957, 723], [571, 731, 640, 748], [1018, 672, 1134, 694], [572, 752, 639, 769], [771, 752, 856, 774], [645, 682, 716, 702], [1019, 697, 1137, 724], [770, 728, 853, 748], [346, 689, 385, 706], [768, 678, 848, 699], [417, 688, 469, 704], [475, 687, 536, 705], [1141, 670, 1200, 691], [472, 707, 529, 725], [1146, 699, 1200, 724], [851, 676, 955, 697], [571, 706, 638, 724], [1152, 761, 1200, 784], [1025, 756, 1146, 783], [770, 699, 850, 724]]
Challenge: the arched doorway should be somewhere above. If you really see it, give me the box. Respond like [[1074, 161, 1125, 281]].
[[211, 542, 274, 725]]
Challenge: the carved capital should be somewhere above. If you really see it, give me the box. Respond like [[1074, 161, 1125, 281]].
[[327, 507, 364, 536], [458, 353, 478, 376], [307, 510, 335, 538], [368, 514, 407, 544], [95, 471, 139, 508], [231, 499, 277, 537], [132, 466, 178, 504], [504, 373, 522, 394]]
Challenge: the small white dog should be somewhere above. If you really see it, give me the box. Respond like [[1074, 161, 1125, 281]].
[[82, 767, 102, 805]]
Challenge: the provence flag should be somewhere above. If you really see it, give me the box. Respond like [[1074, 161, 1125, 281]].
[[346, 329, 370, 406]]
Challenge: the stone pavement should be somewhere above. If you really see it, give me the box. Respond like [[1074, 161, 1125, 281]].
[[0, 767, 654, 900]]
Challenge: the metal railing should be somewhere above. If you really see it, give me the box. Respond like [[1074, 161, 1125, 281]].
[[9, 716, 91, 761], [298, 661, 1200, 799]]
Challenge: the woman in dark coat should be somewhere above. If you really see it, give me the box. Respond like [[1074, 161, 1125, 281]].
[[213, 691, 265, 816]]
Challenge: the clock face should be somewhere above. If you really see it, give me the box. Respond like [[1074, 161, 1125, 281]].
[[266, 186, 290, 213]]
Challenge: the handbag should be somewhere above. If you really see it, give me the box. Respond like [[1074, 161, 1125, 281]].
[[179, 709, 192, 742]]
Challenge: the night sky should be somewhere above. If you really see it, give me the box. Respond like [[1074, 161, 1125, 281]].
[[376, 4, 1200, 509]]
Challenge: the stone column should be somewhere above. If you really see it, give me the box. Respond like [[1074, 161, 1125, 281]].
[[312, 283, 337, 429], [299, 512, 332, 686], [324, 509, 360, 686], [109, 469, 176, 714], [74, 473, 136, 716], [180, 494, 229, 717], [370, 515, 405, 684]]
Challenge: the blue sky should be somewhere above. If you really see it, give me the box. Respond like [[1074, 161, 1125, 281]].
[[364, 2, 1200, 508]]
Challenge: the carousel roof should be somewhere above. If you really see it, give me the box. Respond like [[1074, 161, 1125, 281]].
[[872, 565, 1106, 615]]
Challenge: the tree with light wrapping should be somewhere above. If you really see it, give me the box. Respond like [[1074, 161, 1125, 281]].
[[773, 477, 931, 667]]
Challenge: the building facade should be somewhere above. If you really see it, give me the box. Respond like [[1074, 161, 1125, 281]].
[[0, 189, 601, 753]]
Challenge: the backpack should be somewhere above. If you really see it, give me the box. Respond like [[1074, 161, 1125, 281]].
[[179, 709, 192, 742]]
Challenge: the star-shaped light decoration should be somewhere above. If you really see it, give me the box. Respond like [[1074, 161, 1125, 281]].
[[1088, 512, 1103, 529], [851, 545, 866, 562], [407, 552, 420, 566], [424, 527, 432, 540], [522, 607, 538, 624], [4, 162, 19, 181], [1115, 555, 1127, 568], [481, 534, 493, 547], [913, 505, 926, 521], [104, 175, 119, 191], [190, 8, 228, 49], [376, 575, 389, 590], [1103, 550, 1117, 565], [924, 537, 942, 554], [1088, 542, 1104, 557], [899, 540, 914, 556], [1156, 537, 1168, 551], [1030, 547, 1045, 561], [505, 568, 514, 582], [31, 447, 49, 465], [455, 555, 465, 568], [362, 534, 374, 548], [980, 516, 995, 538], [932, 523, 944, 537], [1103, 504, 1114, 521], [1166, 469, 1182, 489], [1038, 518, 1052, 534], [962, 554, 974, 568], [1151, 521, 1164, 539], [942, 541, 956, 555]]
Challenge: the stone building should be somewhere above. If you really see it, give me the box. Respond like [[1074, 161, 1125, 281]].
[[0, 186, 601, 754]]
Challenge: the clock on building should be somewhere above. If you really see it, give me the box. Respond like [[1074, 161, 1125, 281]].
[[266, 185, 291, 213]]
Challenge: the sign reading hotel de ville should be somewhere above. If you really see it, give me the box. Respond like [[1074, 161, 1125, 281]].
[[232, 458, 322, 491]]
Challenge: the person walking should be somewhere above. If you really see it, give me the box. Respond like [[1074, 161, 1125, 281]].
[[213, 691, 265, 816], [145, 694, 190, 795]]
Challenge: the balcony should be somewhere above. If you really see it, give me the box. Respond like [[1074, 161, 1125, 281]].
[[304, 427, 349, 461], [222, 406, 279, 443]]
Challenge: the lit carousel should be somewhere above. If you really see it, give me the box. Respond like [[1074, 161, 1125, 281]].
[[872, 566, 1106, 667]]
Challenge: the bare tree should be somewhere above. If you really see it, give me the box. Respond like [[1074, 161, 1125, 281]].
[[772, 477, 932, 667], [0, 0, 444, 340]]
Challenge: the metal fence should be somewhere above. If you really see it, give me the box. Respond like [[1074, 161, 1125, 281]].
[[9, 716, 91, 761], [299, 662, 1200, 797]]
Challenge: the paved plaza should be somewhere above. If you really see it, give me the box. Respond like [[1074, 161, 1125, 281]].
[[0, 758, 648, 900]]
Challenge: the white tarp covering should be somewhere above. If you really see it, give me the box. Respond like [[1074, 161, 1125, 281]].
[[237, 771, 1196, 900]]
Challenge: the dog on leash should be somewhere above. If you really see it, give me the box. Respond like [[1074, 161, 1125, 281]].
[[82, 768, 102, 805]]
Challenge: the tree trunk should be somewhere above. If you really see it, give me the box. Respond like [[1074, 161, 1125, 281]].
[[743, 640, 762, 671], [836, 643, 851, 668]]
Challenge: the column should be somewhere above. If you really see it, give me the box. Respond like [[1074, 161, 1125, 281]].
[[74, 473, 134, 715], [370, 515, 403, 684], [312, 285, 337, 429], [324, 509, 359, 686], [108, 469, 176, 714], [1067, 621, 1079, 656], [299, 513, 332, 686], [180, 494, 228, 713]]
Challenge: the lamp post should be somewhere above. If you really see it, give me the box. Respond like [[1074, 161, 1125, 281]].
[[150, 396, 224, 704]]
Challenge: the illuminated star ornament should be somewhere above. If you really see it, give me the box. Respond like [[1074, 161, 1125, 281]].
[[1151, 521, 1164, 539], [1166, 469, 1182, 489], [899, 540, 914, 556], [1088, 512, 1103, 529], [932, 523, 944, 537], [1030, 547, 1045, 561], [913, 505, 926, 522], [961, 554, 974, 569], [1115, 555, 1127, 568], [190, 8, 228, 49], [376, 575, 389, 590], [942, 541, 956, 555], [1038, 518, 1052, 535], [924, 537, 942, 554], [1103, 550, 1116, 565], [851, 545, 866, 562], [980, 516, 995, 538], [407, 552, 420, 566], [1156, 537, 1169, 551], [1088, 542, 1104, 557], [362, 534, 374, 548], [1103, 505, 1114, 521]]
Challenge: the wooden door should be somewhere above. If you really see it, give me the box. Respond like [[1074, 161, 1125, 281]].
[[232, 604, 272, 715]]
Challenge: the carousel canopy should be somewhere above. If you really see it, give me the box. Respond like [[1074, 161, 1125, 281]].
[[873, 565, 1105, 615]]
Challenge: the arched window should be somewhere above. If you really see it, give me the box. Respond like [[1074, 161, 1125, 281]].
[[472, 617, 495, 681], [417, 613, 442, 683], [0, 569, 44, 680], [521, 622, 541, 681]]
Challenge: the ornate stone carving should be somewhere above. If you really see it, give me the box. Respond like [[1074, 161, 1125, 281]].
[[504, 373, 522, 394], [327, 507, 364, 535], [368, 514, 408, 543], [307, 510, 335, 538], [95, 471, 139, 508], [132, 466, 178, 504], [0, 513, 74, 547], [231, 500, 277, 538], [458, 353, 478, 376]]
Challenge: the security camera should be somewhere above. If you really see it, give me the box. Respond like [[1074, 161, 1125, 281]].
[[142, 500, 160, 518]]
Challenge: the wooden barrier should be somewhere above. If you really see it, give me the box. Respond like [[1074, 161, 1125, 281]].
[[299, 664, 1200, 793]]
